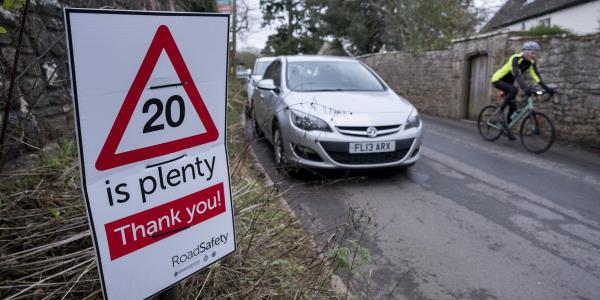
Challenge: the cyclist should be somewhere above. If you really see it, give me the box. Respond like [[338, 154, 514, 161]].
[[491, 41, 554, 140]]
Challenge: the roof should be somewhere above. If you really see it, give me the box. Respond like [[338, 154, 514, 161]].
[[481, 0, 597, 32], [255, 57, 275, 63]]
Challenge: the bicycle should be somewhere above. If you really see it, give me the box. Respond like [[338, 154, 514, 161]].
[[477, 90, 556, 154]]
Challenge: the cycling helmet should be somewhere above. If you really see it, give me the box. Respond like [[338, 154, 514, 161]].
[[522, 41, 541, 51]]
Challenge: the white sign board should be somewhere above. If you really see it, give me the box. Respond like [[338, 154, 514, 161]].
[[65, 9, 235, 299]]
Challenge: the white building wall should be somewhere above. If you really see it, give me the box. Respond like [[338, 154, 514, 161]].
[[500, 1, 600, 35]]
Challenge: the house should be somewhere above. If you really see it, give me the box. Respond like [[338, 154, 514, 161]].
[[482, 0, 600, 35]]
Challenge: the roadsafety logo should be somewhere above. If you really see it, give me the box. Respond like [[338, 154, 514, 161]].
[[366, 126, 378, 138]]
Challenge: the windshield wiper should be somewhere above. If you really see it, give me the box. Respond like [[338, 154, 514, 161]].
[[291, 82, 318, 91], [310, 88, 344, 92]]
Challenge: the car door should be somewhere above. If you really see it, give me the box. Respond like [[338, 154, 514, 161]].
[[254, 60, 281, 137], [246, 65, 259, 104]]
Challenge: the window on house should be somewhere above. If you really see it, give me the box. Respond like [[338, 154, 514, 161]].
[[539, 18, 551, 27], [522, 22, 526, 30]]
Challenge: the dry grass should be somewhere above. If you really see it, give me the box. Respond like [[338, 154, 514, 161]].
[[0, 79, 344, 299]]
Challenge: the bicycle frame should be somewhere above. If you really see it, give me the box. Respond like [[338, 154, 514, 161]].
[[508, 97, 534, 128], [486, 96, 534, 130]]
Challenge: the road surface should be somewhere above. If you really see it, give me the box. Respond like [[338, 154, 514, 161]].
[[247, 114, 600, 300]]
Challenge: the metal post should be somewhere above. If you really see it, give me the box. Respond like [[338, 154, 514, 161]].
[[156, 285, 178, 300], [229, 0, 237, 77]]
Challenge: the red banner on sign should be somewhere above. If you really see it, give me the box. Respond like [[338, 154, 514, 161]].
[[105, 182, 226, 260]]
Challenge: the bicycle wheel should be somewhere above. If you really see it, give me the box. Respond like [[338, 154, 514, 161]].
[[519, 111, 555, 154], [477, 105, 503, 141]]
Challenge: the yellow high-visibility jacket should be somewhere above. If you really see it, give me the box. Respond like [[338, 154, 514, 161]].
[[491, 52, 543, 89]]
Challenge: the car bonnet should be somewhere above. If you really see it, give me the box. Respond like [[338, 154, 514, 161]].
[[285, 90, 413, 127]]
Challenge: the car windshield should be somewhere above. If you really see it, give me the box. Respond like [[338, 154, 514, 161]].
[[287, 61, 385, 92], [253, 60, 273, 76]]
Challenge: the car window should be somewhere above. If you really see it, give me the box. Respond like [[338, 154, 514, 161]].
[[253, 60, 273, 76], [262, 60, 281, 87], [287, 61, 385, 92]]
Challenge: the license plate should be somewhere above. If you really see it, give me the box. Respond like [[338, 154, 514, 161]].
[[349, 141, 395, 154]]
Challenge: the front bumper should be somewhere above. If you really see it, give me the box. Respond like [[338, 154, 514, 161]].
[[281, 123, 423, 169]]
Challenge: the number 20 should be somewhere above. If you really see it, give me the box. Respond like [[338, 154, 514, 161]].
[[142, 95, 185, 133]]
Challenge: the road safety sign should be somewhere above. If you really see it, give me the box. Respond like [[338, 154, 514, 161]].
[[65, 9, 234, 299]]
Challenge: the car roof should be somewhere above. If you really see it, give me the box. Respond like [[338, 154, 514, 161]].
[[256, 57, 276, 62], [283, 55, 358, 63]]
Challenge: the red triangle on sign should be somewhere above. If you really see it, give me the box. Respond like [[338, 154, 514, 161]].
[[95, 25, 219, 171]]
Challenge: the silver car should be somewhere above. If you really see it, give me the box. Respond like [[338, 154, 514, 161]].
[[250, 55, 423, 171], [245, 56, 275, 114]]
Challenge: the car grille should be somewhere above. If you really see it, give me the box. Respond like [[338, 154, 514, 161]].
[[320, 138, 414, 165], [336, 125, 401, 137]]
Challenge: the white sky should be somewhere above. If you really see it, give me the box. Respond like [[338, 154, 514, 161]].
[[237, 0, 274, 52], [237, 0, 506, 52]]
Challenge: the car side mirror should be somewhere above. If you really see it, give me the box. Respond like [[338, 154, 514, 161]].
[[257, 79, 277, 90], [246, 69, 252, 76]]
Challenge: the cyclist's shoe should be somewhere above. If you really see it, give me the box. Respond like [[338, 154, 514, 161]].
[[507, 132, 516, 141]]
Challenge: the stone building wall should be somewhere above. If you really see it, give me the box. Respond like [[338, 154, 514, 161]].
[[361, 32, 600, 149], [0, 0, 184, 167], [366, 50, 456, 118]]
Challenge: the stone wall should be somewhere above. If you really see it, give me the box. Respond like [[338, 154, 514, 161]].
[[362, 32, 600, 149], [366, 50, 456, 118], [0, 0, 184, 167], [0, 2, 70, 166]]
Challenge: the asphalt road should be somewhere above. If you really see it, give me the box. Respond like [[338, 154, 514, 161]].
[[246, 114, 600, 300]]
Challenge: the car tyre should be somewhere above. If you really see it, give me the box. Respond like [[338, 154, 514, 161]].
[[244, 101, 251, 117], [251, 106, 264, 138], [273, 124, 293, 174]]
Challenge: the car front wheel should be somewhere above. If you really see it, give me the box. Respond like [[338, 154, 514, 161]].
[[251, 106, 263, 138], [272, 125, 291, 173]]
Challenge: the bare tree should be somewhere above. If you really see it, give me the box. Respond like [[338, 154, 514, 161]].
[[473, 0, 505, 30], [236, 0, 254, 39]]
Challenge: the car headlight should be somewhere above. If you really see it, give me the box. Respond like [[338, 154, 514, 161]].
[[290, 109, 332, 132], [405, 109, 421, 129]]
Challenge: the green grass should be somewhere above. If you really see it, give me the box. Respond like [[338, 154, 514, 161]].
[[45, 141, 77, 169], [521, 25, 573, 36], [326, 239, 371, 278]]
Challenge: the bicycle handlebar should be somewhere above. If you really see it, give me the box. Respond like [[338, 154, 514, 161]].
[[527, 89, 554, 102]]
